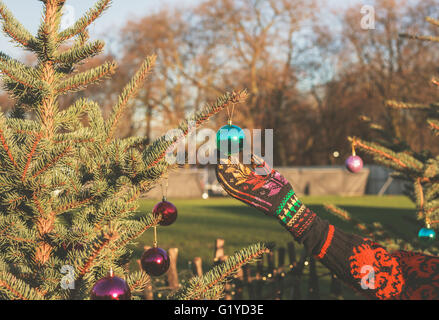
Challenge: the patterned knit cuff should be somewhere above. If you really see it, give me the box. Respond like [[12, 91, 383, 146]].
[[274, 189, 316, 240]]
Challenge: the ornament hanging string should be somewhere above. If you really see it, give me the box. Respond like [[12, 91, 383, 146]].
[[226, 103, 236, 125], [161, 174, 169, 202], [154, 174, 162, 248], [351, 140, 357, 157], [153, 225, 158, 248]]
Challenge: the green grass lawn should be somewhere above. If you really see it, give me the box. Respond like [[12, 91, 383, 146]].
[[132, 195, 422, 299]]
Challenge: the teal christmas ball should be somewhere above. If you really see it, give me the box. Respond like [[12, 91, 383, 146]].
[[418, 227, 436, 244], [216, 124, 245, 155]]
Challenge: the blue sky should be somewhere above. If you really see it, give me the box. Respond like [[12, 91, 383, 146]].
[[0, 0, 364, 60], [0, 0, 199, 57]]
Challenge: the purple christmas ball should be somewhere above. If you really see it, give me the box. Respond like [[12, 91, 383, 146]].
[[91, 274, 131, 300], [153, 200, 178, 226], [345, 155, 363, 173], [141, 247, 170, 277]]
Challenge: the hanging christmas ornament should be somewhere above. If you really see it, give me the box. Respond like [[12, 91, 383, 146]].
[[140, 227, 170, 277], [216, 123, 245, 155], [418, 223, 436, 244], [90, 269, 131, 300], [141, 247, 170, 277], [346, 142, 363, 173], [153, 177, 177, 226], [216, 103, 245, 155], [153, 199, 178, 226]]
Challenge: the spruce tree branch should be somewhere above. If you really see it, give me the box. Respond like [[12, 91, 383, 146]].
[[350, 137, 423, 172], [32, 192, 46, 216], [428, 119, 439, 135], [416, 178, 425, 216], [11, 128, 39, 137], [122, 137, 150, 153], [36, 0, 64, 61], [56, 98, 94, 129], [53, 137, 95, 145], [54, 194, 97, 215], [55, 61, 117, 94], [93, 204, 137, 233], [170, 243, 268, 300], [31, 146, 72, 179], [116, 214, 160, 248], [0, 59, 43, 90], [22, 132, 44, 182], [323, 203, 352, 222], [58, 0, 112, 41], [105, 55, 156, 143], [6, 118, 41, 135], [0, 221, 14, 239], [0, 1, 37, 48], [386, 100, 432, 110], [0, 118, 18, 170], [77, 233, 116, 278], [142, 90, 248, 171], [55, 40, 105, 65], [126, 271, 150, 294], [0, 271, 44, 300], [324, 204, 369, 234], [41, 0, 62, 36]]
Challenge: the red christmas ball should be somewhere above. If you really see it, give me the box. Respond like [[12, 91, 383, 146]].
[[345, 155, 363, 173], [141, 247, 170, 277], [153, 200, 178, 226], [90, 273, 131, 300]]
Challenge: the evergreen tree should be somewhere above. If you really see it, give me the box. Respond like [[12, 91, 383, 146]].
[[326, 15, 439, 254], [0, 0, 266, 300]]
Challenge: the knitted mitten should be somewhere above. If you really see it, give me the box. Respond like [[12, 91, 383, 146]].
[[215, 156, 406, 299], [216, 155, 409, 300], [215, 155, 316, 241]]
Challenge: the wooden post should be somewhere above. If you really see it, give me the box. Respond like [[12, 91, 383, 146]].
[[213, 239, 233, 299], [232, 262, 244, 300], [242, 264, 255, 299], [278, 247, 286, 270], [220, 255, 233, 300], [214, 238, 225, 263], [287, 242, 296, 269], [330, 273, 342, 298], [266, 249, 275, 275], [140, 246, 154, 300], [192, 257, 203, 277], [275, 247, 286, 300], [307, 257, 320, 300], [291, 251, 307, 300], [253, 253, 265, 299], [255, 258, 263, 280], [167, 248, 179, 290], [265, 249, 276, 298]]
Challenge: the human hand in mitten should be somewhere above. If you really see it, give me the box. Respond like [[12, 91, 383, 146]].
[[216, 155, 419, 301], [215, 154, 316, 241]]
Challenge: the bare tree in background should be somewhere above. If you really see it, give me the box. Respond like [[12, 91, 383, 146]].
[[192, 0, 317, 165], [4, 0, 433, 165], [318, 0, 439, 156]]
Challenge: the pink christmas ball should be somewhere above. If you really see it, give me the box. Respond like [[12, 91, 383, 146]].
[[153, 200, 178, 226], [141, 247, 170, 277], [345, 155, 363, 173], [91, 274, 131, 300]]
